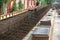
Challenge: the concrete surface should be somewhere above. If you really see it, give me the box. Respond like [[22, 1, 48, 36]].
[[53, 10, 60, 40]]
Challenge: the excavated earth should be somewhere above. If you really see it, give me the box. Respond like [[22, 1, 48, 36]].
[[0, 6, 50, 40]]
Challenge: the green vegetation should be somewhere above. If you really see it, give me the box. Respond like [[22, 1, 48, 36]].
[[36, 0, 51, 6], [0, 0, 24, 14], [11, 1, 24, 12], [36, 0, 40, 6], [0, 0, 3, 2], [45, 0, 51, 4], [0, 7, 3, 11], [3, 0, 8, 4], [0, 0, 3, 11], [18, 1, 24, 9], [0, 2, 3, 11], [11, 4, 18, 12], [41, 0, 47, 5]]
